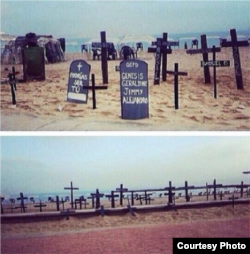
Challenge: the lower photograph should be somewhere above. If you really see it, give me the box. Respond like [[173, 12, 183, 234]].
[[1, 135, 250, 254]]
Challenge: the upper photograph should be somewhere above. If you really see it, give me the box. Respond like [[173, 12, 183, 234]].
[[1, 0, 249, 131]]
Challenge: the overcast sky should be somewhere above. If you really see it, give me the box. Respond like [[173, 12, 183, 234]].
[[1, 0, 250, 38], [1, 136, 250, 195]]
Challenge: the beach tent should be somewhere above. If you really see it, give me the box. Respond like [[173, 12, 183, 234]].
[[82, 37, 121, 59], [37, 37, 65, 63], [118, 35, 156, 50], [83, 37, 121, 52], [1, 40, 16, 64], [1, 33, 65, 64], [84, 37, 121, 46]]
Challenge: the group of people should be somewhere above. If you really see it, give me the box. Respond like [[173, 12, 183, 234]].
[[184, 39, 199, 49], [81, 42, 144, 60]]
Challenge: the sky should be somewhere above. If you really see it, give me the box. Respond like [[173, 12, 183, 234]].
[[1, 135, 250, 195], [1, 0, 250, 38]]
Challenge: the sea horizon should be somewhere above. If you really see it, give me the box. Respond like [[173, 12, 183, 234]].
[[1, 29, 249, 54], [65, 29, 250, 52], [2, 177, 248, 205]]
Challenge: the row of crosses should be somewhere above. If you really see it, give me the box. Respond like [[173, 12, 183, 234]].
[[148, 29, 248, 90], [2, 180, 249, 214]]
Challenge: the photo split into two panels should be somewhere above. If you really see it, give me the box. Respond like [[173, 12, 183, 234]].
[[0, 0, 249, 131], [1, 0, 250, 253]]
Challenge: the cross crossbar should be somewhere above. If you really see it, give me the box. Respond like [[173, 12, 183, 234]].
[[186, 34, 221, 83], [186, 48, 221, 55], [116, 184, 128, 206], [221, 40, 249, 47], [81, 74, 108, 109], [64, 181, 79, 209], [90, 189, 104, 209], [148, 47, 172, 54], [166, 71, 188, 76], [34, 200, 47, 212], [148, 33, 173, 84], [166, 63, 188, 109], [92, 42, 114, 48]]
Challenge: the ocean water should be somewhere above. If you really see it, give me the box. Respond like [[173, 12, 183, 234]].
[[1, 30, 249, 54], [1, 190, 112, 205], [65, 30, 249, 53], [2, 184, 245, 206]]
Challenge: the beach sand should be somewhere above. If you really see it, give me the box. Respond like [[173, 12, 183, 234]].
[[1, 204, 250, 254], [1, 47, 250, 131]]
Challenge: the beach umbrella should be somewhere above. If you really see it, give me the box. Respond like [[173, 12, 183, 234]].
[[118, 34, 156, 48], [84, 37, 121, 46], [119, 34, 156, 43]]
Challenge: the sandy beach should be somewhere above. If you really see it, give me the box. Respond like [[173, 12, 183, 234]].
[[1, 203, 250, 254], [1, 47, 250, 131]]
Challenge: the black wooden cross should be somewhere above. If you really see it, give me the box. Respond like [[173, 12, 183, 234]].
[[77, 196, 89, 209], [201, 46, 230, 99], [82, 199, 89, 209], [164, 181, 176, 205], [187, 34, 221, 84], [228, 195, 239, 208], [235, 181, 249, 198], [16, 192, 28, 213], [178, 181, 195, 202], [106, 191, 119, 208], [87, 195, 95, 208], [220, 29, 249, 90], [74, 196, 87, 209], [74, 198, 82, 209], [1, 197, 4, 214], [205, 183, 211, 201], [90, 189, 104, 209], [91, 31, 109, 84], [55, 196, 66, 211], [130, 191, 135, 206], [166, 63, 188, 109], [82, 74, 108, 109], [126, 192, 136, 206], [161, 33, 170, 82], [148, 33, 172, 84], [64, 181, 79, 209], [207, 179, 223, 200], [143, 191, 154, 205], [126, 197, 136, 216], [135, 194, 144, 205], [116, 184, 128, 206], [7, 67, 19, 105], [34, 200, 47, 212]]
